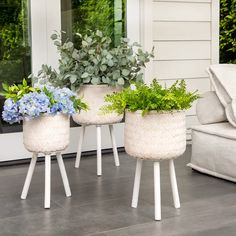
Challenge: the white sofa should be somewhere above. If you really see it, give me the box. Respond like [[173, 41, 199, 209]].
[[188, 90, 236, 182]]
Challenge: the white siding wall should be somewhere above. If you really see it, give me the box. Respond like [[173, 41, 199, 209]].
[[141, 0, 219, 139]]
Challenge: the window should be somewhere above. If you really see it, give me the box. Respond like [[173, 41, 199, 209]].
[[0, 0, 31, 133], [61, 0, 127, 46], [0, 0, 128, 133]]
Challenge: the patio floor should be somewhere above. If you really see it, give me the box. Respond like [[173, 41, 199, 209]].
[[0, 145, 236, 236]]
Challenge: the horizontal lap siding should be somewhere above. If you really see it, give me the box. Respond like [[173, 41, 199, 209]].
[[153, 60, 210, 79], [154, 0, 211, 3], [154, 41, 211, 60], [153, 22, 211, 41], [153, 2, 211, 21], [151, 0, 215, 132]]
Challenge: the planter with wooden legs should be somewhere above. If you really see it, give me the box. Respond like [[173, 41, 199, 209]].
[[73, 85, 123, 176], [125, 110, 186, 220], [21, 114, 71, 209]]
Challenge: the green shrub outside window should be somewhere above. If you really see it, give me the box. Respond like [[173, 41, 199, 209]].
[[220, 0, 236, 63], [61, 0, 127, 47]]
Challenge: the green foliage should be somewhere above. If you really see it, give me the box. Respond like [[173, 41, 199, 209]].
[[0, 0, 30, 60], [63, 0, 126, 47], [101, 80, 199, 115], [47, 30, 154, 90], [0, 0, 31, 91], [0, 79, 39, 102], [0, 79, 88, 112], [220, 0, 236, 63], [70, 95, 89, 112], [30, 64, 58, 86]]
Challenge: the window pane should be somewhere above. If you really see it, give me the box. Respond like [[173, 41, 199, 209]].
[[0, 0, 31, 132], [61, 0, 127, 46]]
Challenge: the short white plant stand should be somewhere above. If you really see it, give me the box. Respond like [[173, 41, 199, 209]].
[[21, 114, 71, 209], [75, 124, 120, 176], [21, 152, 71, 209]]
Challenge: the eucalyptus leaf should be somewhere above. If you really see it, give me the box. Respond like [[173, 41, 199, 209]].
[[117, 77, 125, 85], [81, 72, 89, 78], [122, 69, 130, 76], [136, 73, 143, 82], [91, 77, 100, 85], [70, 75, 77, 84], [83, 77, 91, 83], [49, 31, 154, 89], [100, 65, 107, 72], [112, 70, 120, 80], [72, 50, 79, 60], [107, 60, 114, 67], [54, 40, 61, 46], [51, 33, 57, 40]]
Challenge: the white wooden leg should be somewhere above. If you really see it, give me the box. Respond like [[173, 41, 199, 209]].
[[169, 159, 180, 209], [21, 153, 38, 199], [131, 159, 143, 208], [44, 155, 51, 209], [97, 125, 102, 176], [109, 125, 120, 167], [75, 125, 86, 168], [154, 161, 161, 221], [56, 153, 71, 197]]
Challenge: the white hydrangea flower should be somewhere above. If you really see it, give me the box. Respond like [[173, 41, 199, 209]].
[[130, 84, 136, 91]]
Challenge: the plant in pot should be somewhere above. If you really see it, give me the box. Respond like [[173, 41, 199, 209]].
[[34, 30, 154, 175], [1, 79, 88, 153], [101, 79, 199, 220], [40, 30, 154, 125], [1, 79, 88, 208]]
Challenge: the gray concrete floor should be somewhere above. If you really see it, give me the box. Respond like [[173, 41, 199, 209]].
[[0, 146, 236, 236]]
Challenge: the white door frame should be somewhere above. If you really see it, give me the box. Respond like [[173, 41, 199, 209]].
[[0, 0, 141, 162]]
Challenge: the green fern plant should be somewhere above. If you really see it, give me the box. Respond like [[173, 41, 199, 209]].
[[101, 79, 199, 115]]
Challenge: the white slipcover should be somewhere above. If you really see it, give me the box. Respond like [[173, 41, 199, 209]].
[[188, 122, 236, 182]]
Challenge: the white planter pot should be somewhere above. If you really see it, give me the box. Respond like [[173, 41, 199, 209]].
[[124, 110, 186, 160], [23, 114, 70, 154], [73, 85, 123, 125]]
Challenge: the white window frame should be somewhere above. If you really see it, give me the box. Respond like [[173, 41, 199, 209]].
[[0, 0, 141, 162]]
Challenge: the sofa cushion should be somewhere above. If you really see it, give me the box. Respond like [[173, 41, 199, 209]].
[[192, 122, 236, 140], [196, 91, 227, 125], [189, 122, 236, 182], [208, 64, 236, 127]]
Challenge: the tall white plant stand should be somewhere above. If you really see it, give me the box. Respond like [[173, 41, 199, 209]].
[[72, 85, 123, 176], [125, 110, 186, 220], [131, 159, 180, 221], [75, 124, 120, 176]]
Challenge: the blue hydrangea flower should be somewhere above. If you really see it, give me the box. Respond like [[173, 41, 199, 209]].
[[18, 92, 50, 118], [49, 88, 76, 115], [2, 84, 79, 124], [2, 99, 22, 124]]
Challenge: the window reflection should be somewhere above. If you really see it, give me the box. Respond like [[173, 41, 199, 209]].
[[61, 0, 127, 46], [0, 0, 31, 132]]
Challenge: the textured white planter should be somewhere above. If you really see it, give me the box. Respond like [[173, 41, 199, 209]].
[[23, 114, 70, 154], [72, 85, 123, 125], [125, 110, 186, 160]]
